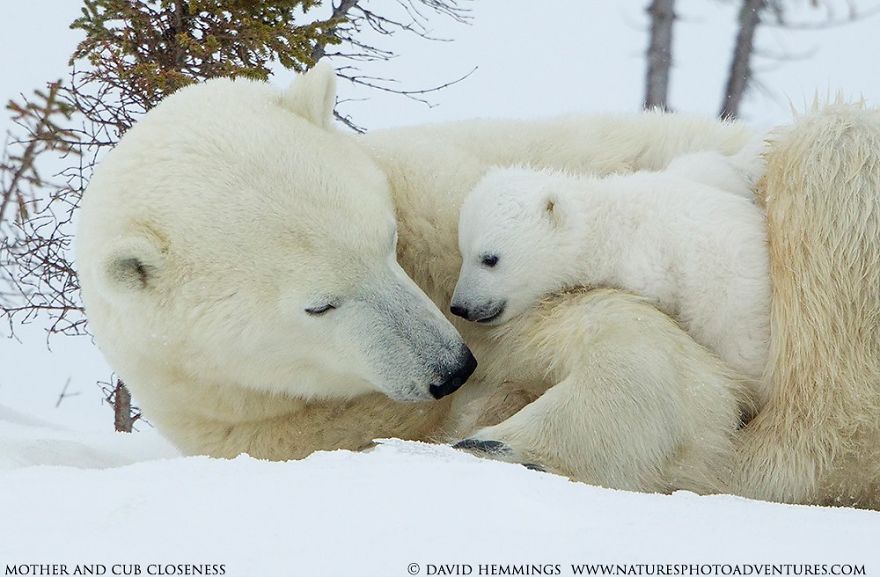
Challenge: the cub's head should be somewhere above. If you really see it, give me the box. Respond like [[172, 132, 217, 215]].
[[451, 167, 574, 326], [78, 63, 476, 412]]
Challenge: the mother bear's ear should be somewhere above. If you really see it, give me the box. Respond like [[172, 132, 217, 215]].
[[281, 60, 337, 129], [94, 233, 167, 301]]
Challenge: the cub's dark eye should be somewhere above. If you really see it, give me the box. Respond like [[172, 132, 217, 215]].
[[305, 303, 336, 316], [481, 254, 499, 268]]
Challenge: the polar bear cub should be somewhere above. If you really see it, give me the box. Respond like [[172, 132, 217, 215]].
[[452, 150, 771, 405]]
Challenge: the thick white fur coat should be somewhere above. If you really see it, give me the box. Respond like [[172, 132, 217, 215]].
[[76, 65, 879, 507]]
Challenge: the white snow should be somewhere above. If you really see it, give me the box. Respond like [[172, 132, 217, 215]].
[[1, 410, 878, 576], [0, 405, 176, 471]]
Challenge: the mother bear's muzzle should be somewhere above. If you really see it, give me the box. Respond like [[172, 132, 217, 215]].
[[352, 262, 479, 402]]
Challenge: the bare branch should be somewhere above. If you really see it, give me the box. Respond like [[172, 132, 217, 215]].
[[762, 3, 880, 29], [310, 0, 473, 128], [54, 377, 80, 408], [336, 66, 477, 107]]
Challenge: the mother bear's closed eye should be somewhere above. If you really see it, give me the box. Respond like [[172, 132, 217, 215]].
[[305, 303, 336, 315]]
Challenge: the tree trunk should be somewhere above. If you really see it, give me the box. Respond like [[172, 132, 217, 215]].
[[310, 0, 360, 63], [720, 0, 766, 119], [644, 0, 676, 111]]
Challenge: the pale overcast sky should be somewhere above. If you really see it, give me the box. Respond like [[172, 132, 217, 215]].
[[2, 0, 879, 430]]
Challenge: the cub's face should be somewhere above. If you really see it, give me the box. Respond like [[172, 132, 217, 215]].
[[451, 168, 568, 326]]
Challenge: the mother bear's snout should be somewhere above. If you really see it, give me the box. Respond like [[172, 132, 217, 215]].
[[429, 346, 478, 399]]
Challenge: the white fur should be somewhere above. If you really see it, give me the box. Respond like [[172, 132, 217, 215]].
[[77, 69, 752, 493], [454, 157, 771, 405], [78, 66, 880, 507], [664, 136, 767, 200]]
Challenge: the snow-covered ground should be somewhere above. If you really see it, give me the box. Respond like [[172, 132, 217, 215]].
[[1, 411, 878, 576]]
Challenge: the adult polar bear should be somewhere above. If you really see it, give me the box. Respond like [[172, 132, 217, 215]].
[[77, 64, 880, 508]]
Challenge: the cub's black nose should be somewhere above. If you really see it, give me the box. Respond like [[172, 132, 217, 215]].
[[450, 304, 470, 320], [429, 348, 478, 399]]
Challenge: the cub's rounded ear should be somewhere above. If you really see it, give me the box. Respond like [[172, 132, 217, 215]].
[[542, 193, 565, 227], [98, 235, 166, 298], [281, 60, 337, 129]]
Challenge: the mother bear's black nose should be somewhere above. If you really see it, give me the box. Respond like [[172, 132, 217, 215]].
[[429, 347, 478, 399]]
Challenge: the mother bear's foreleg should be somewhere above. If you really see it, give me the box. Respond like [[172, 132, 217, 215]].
[[457, 289, 752, 494]]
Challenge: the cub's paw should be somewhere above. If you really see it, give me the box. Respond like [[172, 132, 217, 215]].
[[733, 135, 769, 188]]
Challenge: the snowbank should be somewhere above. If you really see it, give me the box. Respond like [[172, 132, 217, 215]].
[[0, 410, 878, 577], [0, 404, 177, 471]]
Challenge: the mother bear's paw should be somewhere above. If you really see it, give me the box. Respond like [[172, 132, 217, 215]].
[[452, 438, 512, 456], [452, 434, 550, 473]]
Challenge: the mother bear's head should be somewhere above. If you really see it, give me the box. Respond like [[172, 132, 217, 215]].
[[77, 63, 476, 408]]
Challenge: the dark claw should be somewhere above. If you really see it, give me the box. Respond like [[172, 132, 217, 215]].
[[522, 463, 546, 472], [452, 439, 512, 455]]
